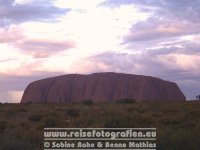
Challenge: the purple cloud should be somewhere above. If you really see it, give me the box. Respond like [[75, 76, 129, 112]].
[[15, 39, 75, 58], [0, 27, 75, 58], [0, 0, 69, 26], [83, 41, 200, 99]]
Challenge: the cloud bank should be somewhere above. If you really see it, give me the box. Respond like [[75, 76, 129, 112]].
[[0, 0, 200, 102], [0, 0, 68, 26]]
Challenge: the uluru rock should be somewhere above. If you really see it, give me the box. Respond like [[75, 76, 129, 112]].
[[21, 72, 186, 103]]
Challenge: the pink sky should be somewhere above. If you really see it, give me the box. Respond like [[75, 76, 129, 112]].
[[0, 0, 200, 102]]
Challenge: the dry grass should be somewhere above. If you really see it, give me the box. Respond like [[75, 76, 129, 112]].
[[0, 101, 200, 149]]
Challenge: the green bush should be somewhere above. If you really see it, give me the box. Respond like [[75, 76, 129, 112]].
[[0, 121, 7, 134], [43, 112, 65, 127], [115, 98, 135, 104], [65, 109, 80, 118], [28, 114, 43, 122], [81, 99, 94, 105], [19, 122, 30, 130], [45, 117, 57, 127]]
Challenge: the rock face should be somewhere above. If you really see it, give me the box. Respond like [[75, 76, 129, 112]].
[[21, 72, 186, 103]]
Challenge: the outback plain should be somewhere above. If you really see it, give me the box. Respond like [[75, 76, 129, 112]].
[[0, 100, 200, 150]]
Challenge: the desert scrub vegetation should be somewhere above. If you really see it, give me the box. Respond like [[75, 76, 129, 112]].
[[115, 98, 136, 104], [0, 101, 200, 149], [28, 114, 43, 122]]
